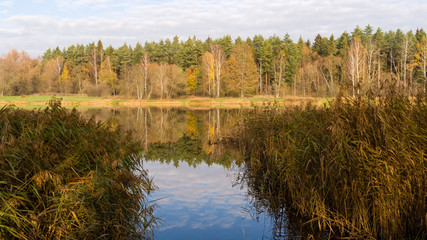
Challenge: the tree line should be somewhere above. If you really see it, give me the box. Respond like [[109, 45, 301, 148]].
[[0, 25, 426, 98]]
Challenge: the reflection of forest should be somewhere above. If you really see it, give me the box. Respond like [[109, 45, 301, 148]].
[[79, 107, 242, 167], [79, 107, 319, 238]]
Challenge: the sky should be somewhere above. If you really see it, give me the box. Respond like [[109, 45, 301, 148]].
[[144, 161, 272, 239], [0, 0, 426, 57]]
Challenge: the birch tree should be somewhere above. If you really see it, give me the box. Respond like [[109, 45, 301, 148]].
[[201, 52, 214, 97], [210, 44, 225, 98], [272, 50, 286, 97], [348, 37, 366, 97]]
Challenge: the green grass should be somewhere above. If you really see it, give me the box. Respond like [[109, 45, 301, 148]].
[[0, 100, 158, 239], [0, 95, 328, 110], [234, 94, 426, 239], [0, 95, 102, 102]]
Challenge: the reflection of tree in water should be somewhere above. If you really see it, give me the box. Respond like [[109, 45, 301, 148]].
[[236, 163, 329, 240], [79, 107, 242, 168], [143, 109, 240, 168], [79, 107, 325, 238]]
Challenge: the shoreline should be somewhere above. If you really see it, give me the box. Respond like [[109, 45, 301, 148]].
[[0, 95, 328, 109]]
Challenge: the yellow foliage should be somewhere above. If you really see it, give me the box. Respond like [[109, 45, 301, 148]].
[[186, 112, 199, 138], [59, 65, 70, 83], [186, 65, 199, 95]]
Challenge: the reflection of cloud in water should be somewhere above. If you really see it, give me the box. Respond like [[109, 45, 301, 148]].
[[144, 161, 270, 238]]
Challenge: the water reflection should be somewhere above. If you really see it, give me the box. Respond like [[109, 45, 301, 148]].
[[145, 161, 271, 240], [79, 107, 310, 239], [236, 164, 327, 239]]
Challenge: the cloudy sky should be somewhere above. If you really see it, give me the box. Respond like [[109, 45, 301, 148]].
[[0, 0, 426, 56], [144, 161, 270, 239]]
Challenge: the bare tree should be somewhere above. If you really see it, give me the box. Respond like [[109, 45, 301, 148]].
[[348, 37, 366, 97], [90, 45, 98, 86], [141, 53, 150, 99], [272, 51, 286, 97], [210, 44, 225, 98]]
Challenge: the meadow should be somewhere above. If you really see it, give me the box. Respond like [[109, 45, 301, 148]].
[[0, 95, 327, 109]]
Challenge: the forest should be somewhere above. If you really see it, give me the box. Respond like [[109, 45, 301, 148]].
[[0, 25, 426, 99]]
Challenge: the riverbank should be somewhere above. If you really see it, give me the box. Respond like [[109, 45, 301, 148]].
[[0, 95, 328, 109]]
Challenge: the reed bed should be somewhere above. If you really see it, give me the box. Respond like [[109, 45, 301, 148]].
[[236, 93, 426, 239], [0, 100, 158, 239]]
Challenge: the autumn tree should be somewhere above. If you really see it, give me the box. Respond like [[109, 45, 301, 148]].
[[58, 64, 70, 93], [166, 64, 187, 98], [152, 63, 167, 99], [3, 27, 427, 98], [150, 63, 186, 98], [186, 65, 199, 95], [318, 55, 342, 96], [40, 59, 59, 93], [348, 37, 366, 97], [99, 56, 119, 95], [224, 42, 258, 97], [201, 52, 215, 97], [0, 50, 39, 95], [210, 44, 225, 97], [133, 53, 150, 99], [272, 50, 286, 97]]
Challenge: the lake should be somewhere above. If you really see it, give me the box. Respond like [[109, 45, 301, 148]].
[[79, 107, 308, 240]]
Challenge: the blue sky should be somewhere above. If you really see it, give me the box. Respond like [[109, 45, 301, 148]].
[[144, 161, 272, 239], [1, 0, 426, 56]]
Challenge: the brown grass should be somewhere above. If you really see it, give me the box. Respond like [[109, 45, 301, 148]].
[[0, 99, 158, 239], [0, 95, 326, 109], [234, 93, 426, 239]]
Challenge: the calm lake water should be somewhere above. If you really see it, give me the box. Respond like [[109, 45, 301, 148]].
[[80, 107, 305, 240]]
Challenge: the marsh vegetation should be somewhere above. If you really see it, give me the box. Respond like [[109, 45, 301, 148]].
[[0, 100, 158, 239], [234, 93, 426, 239], [1, 92, 425, 239]]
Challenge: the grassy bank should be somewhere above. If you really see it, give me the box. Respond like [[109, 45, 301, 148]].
[[0, 100, 158, 239], [234, 94, 426, 239], [0, 95, 327, 109]]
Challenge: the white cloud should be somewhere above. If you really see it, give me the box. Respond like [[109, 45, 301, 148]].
[[54, 0, 115, 8], [0, 0, 13, 7], [144, 161, 251, 232], [1, 0, 426, 56]]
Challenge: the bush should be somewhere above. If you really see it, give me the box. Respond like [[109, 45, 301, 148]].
[[0, 100, 157, 239]]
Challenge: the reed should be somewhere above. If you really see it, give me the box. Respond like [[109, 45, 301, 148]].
[[236, 93, 426, 239], [0, 99, 158, 239]]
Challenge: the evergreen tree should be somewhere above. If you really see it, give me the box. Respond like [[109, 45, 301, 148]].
[[215, 35, 234, 59], [327, 35, 337, 56], [178, 37, 196, 69], [285, 39, 302, 93], [132, 42, 144, 65], [415, 28, 426, 42], [351, 25, 364, 41], [337, 32, 350, 56]]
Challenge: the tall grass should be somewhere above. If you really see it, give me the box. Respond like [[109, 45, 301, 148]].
[[235, 93, 426, 239], [0, 100, 158, 239]]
